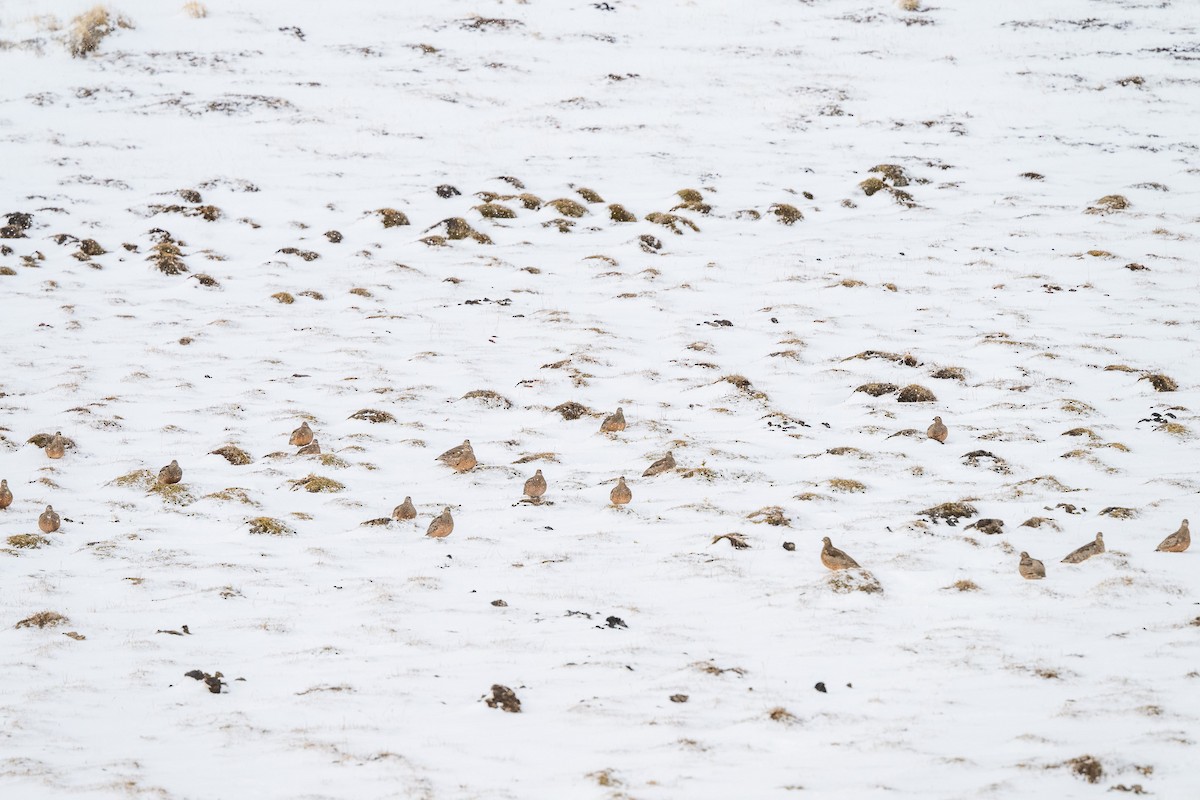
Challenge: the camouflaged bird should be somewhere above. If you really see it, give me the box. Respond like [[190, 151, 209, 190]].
[[1156, 519, 1190, 553], [45, 431, 67, 459], [0, 479, 11, 510], [600, 407, 626, 433], [523, 469, 547, 500], [393, 496, 417, 521], [927, 416, 948, 444], [39, 504, 61, 533], [289, 421, 314, 447], [426, 506, 454, 538], [1019, 551, 1046, 580], [436, 440, 477, 472], [1061, 532, 1105, 564], [609, 476, 632, 506], [296, 439, 321, 456], [820, 536, 860, 570], [642, 451, 675, 477], [158, 460, 183, 486]]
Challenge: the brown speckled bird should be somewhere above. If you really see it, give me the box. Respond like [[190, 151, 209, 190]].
[[642, 451, 676, 477], [297, 439, 321, 456], [609, 476, 632, 506], [289, 421, 314, 447], [426, 506, 454, 538], [523, 469, 547, 500], [45, 431, 67, 459], [1061, 532, 1105, 564], [38, 504, 61, 533], [820, 536, 860, 570], [927, 416, 948, 444], [158, 459, 183, 486], [436, 440, 477, 472], [393, 496, 417, 521], [0, 479, 11, 510], [1019, 551, 1046, 580], [1156, 519, 1190, 553], [600, 407, 626, 433]]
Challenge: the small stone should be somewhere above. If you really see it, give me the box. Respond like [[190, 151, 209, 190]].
[[814, 682, 827, 693], [670, 694, 689, 703], [491, 599, 508, 607], [782, 541, 796, 551]]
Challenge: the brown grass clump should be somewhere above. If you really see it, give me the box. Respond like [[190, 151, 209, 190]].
[[1099, 506, 1137, 519], [645, 212, 699, 234], [271, 292, 294, 304], [148, 483, 195, 506], [945, 579, 981, 592], [920, 501, 978, 524], [148, 236, 188, 275], [247, 517, 295, 536], [639, 234, 663, 253], [712, 532, 751, 549], [16, 611, 69, 629], [513, 452, 558, 464], [484, 684, 522, 712], [828, 569, 883, 594], [747, 507, 789, 526], [930, 367, 965, 380], [843, 350, 917, 366], [28, 432, 77, 449], [69, 6, 132, 57], [110, 468, 156, 490], [462, 389, 512, 409], [511, 193, 542, 210], [210, 444, 252, 465], [8, 534, 51, 549], [349, 408, 395, 423], [1064, 755, 1104, 784], [204, 488, 256, 505], [870, 164, 909, 186], [1140, 373, 1177, 392], [576, 187, 604, 203], [552, 401, 591, 420], [1086, 195, 1129, 214], [1104, 364, 1138, 373], [855, 382, 898, 397], [474, 203, 516, 219], [318, 453, 349, 469], [676, 189, 704, 203], [376, 208, 410, 227], [546, 198, 588, 218], [719, 374, 767, 400], [607, 204, 637, 222], [277, 247, 319, 261], [183, 2, 207, 19], [897, 384, 936, 402], [289, 474, 345, 493], [769, 203, 803, 225], [859, 177, 887, 196], [828, 478, 866, 493], [768, 707, 798, 723]]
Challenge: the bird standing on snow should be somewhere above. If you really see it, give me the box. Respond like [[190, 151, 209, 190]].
[[1061, 532, 1105, 563], [289, 421, 314, 447], [426, 507, 454, 538], [45, 432, 67, 459], [1019, 551, 1046, 579], [39, 505, 61, 533], [523, 469, 547, 500], [610, 476, 632, 506], [600, 407, 626, 433], [927, 416, 948, 444], [642, 451, 676, 477], [436, 440, 477, 472], [0, 479, 11, 510], [158, 459, 183, 486], [820, 536, 860, 570], [1156, 519, 1190, 553], [393, 496, 417, 521]]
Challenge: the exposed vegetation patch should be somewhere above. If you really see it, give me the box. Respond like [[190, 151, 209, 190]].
[[769, 203, 803, 225], [718, 374, 768, 400], [844, 350, 917, 366], [897, 384, 936, 402], [16, 611, 69, 629], [944, 579, 981, 592], [1099, 506, 1137, 519], [271, 292, 294, 304], [110, 469, 156, 490], [930, 366, 966, 380], [828, 478, 866, 493], [921, 501, 978, 524], [69, 6, 133, 58], [1085, 195, 1129, 214], [576, 187, 604, 203], [828, 569, 883, 594], [855, 382, 898, 397], [277, 247, 319, 261], [8, 534, 51, 549], [712, 532, 751, 549], [148, 483, 195, 506], [474, 203, 516, 219], [204, 488, 256, 505], [425, 217, 491, 244], [962, 450, 1011, 474], [1140, 373, 1177, 392], [747, 507, 789, 526], [349, 408, 395, 423], [552, 401, 591, 420], [462, 389, 512, 409], [289, 474, 345, 493], [210, 444, 252, 465], [248, 516, 295, 536], [546, 198, 588, 218], [645, 212, 699, 234], [148, 232, 188, 275], [1063, 755, 1104, 784], [376, 208, 410, 227]]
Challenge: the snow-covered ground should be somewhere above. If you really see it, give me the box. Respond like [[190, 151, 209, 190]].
[[2, 1, 1199, 797]]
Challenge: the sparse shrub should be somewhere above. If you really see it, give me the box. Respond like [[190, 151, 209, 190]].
[[349, 408, 395, 423], [16, 611, 69, 629], [1085, 195, 1129, 214], [645, 211, 699, 234], [68, 6, 132, 58], [828, 478, 866, 493], [769, 203, 803, 225], [860, 177, 886, 196], [462, 389, 512, 409], [920, 501, 978, 524], [474, 203, 516, 219], [248, 517, 294, 536], [148, 234, 188, 275], [148, 483, 195, 506], [1064, 755, 1104, 784], [210, 444, 252, 465], [289, 474, 345, 493], [8, 534, 51, 549], [608, 204, 636, 222], [1140, 373, 1177, 392], [110, 468, 156, 490], [1099, 506, 1137, 519], [897, 384, 936, 402], [546, 198, 588, 218], [576, 187, 604, 203], [870, 164, 909, 186], [552, 401, 590, 420], [930, 367, 965, 380], [768, 707, 798, 723], [376, 208, 410, 227], [747, 507, 789, 526], [676, 188, 704, 203], [945, 579, 980, 592]]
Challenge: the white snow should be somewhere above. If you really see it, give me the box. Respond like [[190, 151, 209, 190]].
[[2, 0, 1199, 797]]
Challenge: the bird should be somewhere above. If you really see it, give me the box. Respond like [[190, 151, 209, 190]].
[[523, 469, 547, 500], [426, 507, 454, 538], [289, 421, 314, 446], [38, 505, 60, 533], [927, 416, 948, 444], [642, 451, 676, 477], [158, 459, 183, 485], [610, 476, 632, 505], [45, 431, 67, 459], [393, 496, 417, 521], [1019, 551, 1046, 579], [600, 407, 626, 433], [1061, 532, 1105, 563], [296, 439, 321, 455], [0, 479, 11, 510], [821, 536, 860, 570], [436, 440, 477, 472], [1156, 519, 1190, 553]]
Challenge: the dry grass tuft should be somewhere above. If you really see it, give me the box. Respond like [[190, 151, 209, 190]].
[[349, 408, 395, 423], [828, 569, 883, 594], [462, 389, 513, 409], [110, 468, 156, 490], [921, 501, 978, 524], [204, 488, 256, 505], [513, 452, 558, 464], [1140, 373, 1177, 392], [897, 384, 937, 402], [769, 203, 803, 225], [8, 534, 52, 549], [1085, 195, 1129, 214], [607, 204, 637, 222], [271, 292, 295, 304], [1064, 755, 1104, 784], [719, 374, 767, 400], [16, 611, 69, 629], [182, 2, 207, 18], [930, 366, 966, 381], [376, 208, 410, 227], [69, 6, 133, 58], [645, 211, 700, 234], [546, 198, 588, 218], [210, 444, 252, 465], [248, 517, 295, 536], [828, 478, 866, 493], [551, 401, 591, 420], [289, 474, 345, 493], [576, 187, 604, 203], [944, 579, 980, 592], [855, 382, 898, 397], [474, 203, 516, 219], [844, 350, 917, 366], [712, 532, 751, 549], [1099, 506, 1137, 519], [148, 235, 188, 275], [747, 507, 789, 526], [768, 706, 799, 723], [318, 453, 350, 469], [860, 177, 887, 196], [148, 483, 195, 506]]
